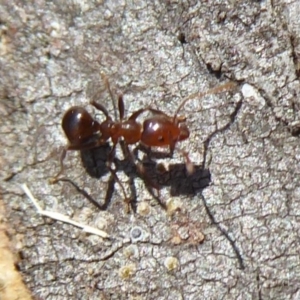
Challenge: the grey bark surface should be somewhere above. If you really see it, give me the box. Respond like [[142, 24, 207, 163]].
[[1, 0, 300, 299]]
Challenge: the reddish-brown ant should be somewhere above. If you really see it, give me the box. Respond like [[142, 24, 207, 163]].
[[51, 74, 236, 211]]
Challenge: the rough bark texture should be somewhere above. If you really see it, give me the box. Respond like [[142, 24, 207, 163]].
[[1, 0, 300, 299], [0, 200, 32, 300]]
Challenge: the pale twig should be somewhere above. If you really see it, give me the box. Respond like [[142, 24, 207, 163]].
[[20, 184, 109, 239]]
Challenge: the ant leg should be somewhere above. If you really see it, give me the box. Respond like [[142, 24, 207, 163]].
[[125, 144, 160, 192], [181, 150, 194, 175], [90, 100, 111, 119], [101, 72, 118, 119], [118, 94, 125, 121], [136, 161, 160, 191], [107, 142, 132, 213], [107, 139, 119, 163], [167, 133, 194, 174], [50, 139, 107, 184], [106, 163, 132, 213], [49, 147, 67, 184], [168, 131, 176, 158]]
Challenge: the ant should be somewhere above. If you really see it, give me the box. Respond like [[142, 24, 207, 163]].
[[51, 74, 236, 212]]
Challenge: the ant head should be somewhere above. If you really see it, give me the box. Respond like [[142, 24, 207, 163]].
[[62, 106, 101, 146], [173, 115, 189, 142], [170, 81, 237, 143]]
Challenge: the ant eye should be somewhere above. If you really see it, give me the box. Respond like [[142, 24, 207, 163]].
[[158, 136, 164, 142]]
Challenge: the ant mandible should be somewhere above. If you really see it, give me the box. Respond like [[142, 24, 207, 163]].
[[51, 74, 236, 211]]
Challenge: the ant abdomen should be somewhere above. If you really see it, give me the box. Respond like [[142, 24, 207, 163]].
[[62, 106, 101, 146]]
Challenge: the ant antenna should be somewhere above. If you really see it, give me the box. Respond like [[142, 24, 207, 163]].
[[172, 81, 237, 124], [101, 72, 118, 120]]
